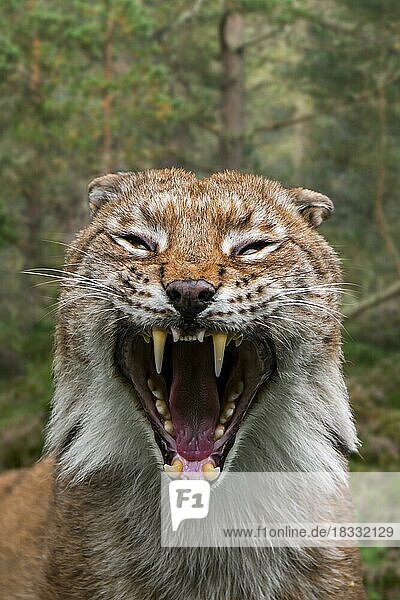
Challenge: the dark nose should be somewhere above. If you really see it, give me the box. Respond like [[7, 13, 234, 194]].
[[165, 279, 216, 319]]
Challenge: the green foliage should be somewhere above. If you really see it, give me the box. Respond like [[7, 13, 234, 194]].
[[0, 203, 17, 246], [361, 547, 400, 599]]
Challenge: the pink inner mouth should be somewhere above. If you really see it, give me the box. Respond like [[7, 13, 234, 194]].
[[118, 329, 273, 478], [170, 341, 219, 462]]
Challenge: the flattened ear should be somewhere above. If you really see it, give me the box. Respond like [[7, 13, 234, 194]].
[[87, 173, 122, 217], [289, 187, 334, 227]]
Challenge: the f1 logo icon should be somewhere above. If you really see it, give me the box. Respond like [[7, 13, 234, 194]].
[[169, 480, 211, 531]]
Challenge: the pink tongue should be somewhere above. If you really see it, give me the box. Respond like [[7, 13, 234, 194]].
[[169, 339, 219, 461]]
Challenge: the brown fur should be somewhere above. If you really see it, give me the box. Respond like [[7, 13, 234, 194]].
[[0, 460, 53, 596]]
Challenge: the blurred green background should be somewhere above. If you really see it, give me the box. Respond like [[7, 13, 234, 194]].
[[0, 1, 399, 596]]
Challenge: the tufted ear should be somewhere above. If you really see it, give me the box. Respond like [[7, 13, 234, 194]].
[[288, 187, 334, 227], [87, 173, 123, 217]]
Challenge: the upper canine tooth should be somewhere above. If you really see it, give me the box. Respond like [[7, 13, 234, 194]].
[[152, 328, 167, 374], [171, 327, 180, 342], [212, 333, 227, 377]]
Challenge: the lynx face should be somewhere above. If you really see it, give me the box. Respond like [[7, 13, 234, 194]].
[[59, 169, 340, 480]]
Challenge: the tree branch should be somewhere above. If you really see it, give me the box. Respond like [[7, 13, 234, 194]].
[[101, 13, 114, 173], [253, 112, 318, 134], [374, 73, 400, 276], [239, 26, 284, 50], [154, 0, 206, 41], [249, 71, 400, 137], [302, 13, 357, 35], [345, 280, 400, 320]]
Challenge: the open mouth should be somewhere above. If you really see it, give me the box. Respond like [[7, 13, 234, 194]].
[[116, 327, 275, 481]]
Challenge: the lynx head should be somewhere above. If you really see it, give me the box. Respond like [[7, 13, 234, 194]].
[[50, 169, 354, 481]]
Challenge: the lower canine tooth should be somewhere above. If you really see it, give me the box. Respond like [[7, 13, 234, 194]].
[[164, 459, 183, 479], [164, 464, 177, 472], [163, 458, 183, 473], [212, 333, 228, 377], [203, 464, 220, 481], [172, 458, 183, 471], [203, 462, 215, 472], [164, 420, 174, 434], [214, 425, 225, 441], [152, 328, 167, 374]]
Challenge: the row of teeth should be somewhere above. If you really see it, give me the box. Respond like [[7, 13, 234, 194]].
[[213, 380, 244, 441], [146, 329, 244, 482], [143, 329, 243, 378], [147, 377, 244, 441], [164, 459, 221, 482]]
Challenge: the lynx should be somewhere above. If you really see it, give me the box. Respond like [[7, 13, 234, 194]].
[[0, 169, 365, 599]]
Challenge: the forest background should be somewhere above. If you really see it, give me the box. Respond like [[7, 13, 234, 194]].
[[0, 1, 399, 596]]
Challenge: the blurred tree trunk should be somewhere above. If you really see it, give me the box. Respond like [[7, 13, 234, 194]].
[[102, 8, 114, 173], [25, 0, 42, 256], [374, 76, 400, 277], [292, 95, 309, 181], [219, 9, 244, 170]]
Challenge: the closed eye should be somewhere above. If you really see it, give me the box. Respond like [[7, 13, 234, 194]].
[[111, 233, 155, 255], [234, 239, 283, 257]]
